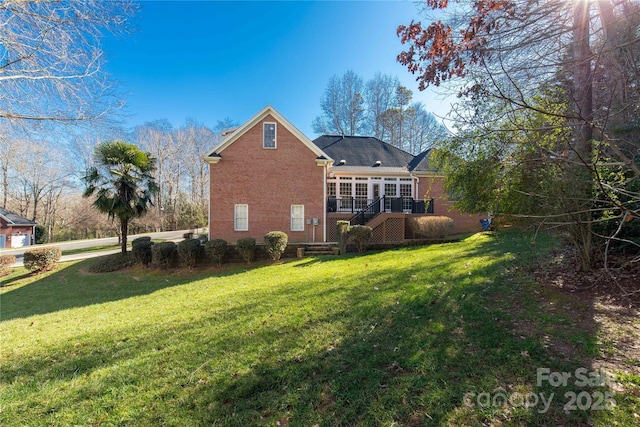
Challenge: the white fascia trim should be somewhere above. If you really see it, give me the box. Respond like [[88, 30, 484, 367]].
[[329, 166, 410, 176], [0, 213, 13, 225], [411, 171, 444, 178], [208, 105, 333, 161]]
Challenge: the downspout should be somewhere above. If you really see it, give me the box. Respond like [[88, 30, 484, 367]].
[[410, 172, 420, 200], [203, 154, 222, 237], [208, 163, 211, 238], [323, 163, 327, 242]]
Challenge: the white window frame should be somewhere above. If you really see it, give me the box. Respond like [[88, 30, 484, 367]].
[[291, 204, 304, 231], [327, 181, 336, 197], [234, 204, 248, 231], [263, 122, 277, 149], [400, 183, 413, 212]]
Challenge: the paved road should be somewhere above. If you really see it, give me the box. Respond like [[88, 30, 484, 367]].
[[2, 230, 192, 268]]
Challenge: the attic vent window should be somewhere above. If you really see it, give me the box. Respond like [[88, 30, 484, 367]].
[[339, 159, 346, 165], [263, 122, 276, 149], [374, 160, 382, 166]]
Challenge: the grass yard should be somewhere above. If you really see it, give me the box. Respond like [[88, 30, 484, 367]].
[[1, 231, 638, 426], [59, 239, 167, 256]]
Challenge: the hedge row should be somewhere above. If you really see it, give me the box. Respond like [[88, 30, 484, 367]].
[[406, 216, 454, 239], [132, 236, 153, 267], [127, 232, 297, 269]]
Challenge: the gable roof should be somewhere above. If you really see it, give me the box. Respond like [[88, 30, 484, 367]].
[[204, 105, 332, 163], [312, 135, 435, 173], [0, 207, 36, 226], [408, 149, 434, 172]]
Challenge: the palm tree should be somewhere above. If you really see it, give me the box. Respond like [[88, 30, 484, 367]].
[[83, 140, 159, 254]]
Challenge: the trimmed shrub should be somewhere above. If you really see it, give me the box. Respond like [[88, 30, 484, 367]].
[[264, 231, 288, 261], [88, 253, 136, 273], [236, 237, 256, 264], [350, 225, 373, 253], [132, 237, 153, 267], [0, 254, 17, 275], [408, 216, 454, 239], [337, 220, 351, 255], [177, 238, 202, 269], [152, 241, 177, 269], [205, 239, 228, 267], [35, 224, 47, 244], [23, 247, 61, 272]]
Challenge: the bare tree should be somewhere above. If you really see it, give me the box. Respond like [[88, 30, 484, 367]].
[[313, 72, 448, 153], [404, 103, 448, 155], [379, 87, 446, 153], [0, 126, 25, 209], [313, 70, 365, 136], [0, 0, 136, 125], [135, 120, 175, 230], [364, 73, 400, 141], [174, 118, 216, 212], [215, 118, 240, 135], [11, 140, 73, 223]]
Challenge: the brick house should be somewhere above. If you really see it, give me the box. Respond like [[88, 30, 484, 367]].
[[204, 105, 483, 244], [0, 207, 36, 249]]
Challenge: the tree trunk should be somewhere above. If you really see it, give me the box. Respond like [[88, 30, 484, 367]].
[[2, 164, 7, 209], [120, 218, 128, 254], [570, 0, 595, 271]]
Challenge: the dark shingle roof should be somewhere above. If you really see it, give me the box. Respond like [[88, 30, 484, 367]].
[[312, 135, 434, 172], [408, 149, 434, 172], [0, 207, 36, 226], [313, 135, 413, 168]]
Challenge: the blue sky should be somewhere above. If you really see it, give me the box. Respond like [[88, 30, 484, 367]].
[[104, 1, 451, 136]]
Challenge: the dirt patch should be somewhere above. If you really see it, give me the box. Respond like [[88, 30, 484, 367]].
[[534, 244, 640, 387]]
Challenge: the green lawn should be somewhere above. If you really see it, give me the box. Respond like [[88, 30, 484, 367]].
[[1, 232, 637, 426], [59, 239, 166, 256], [60, 243, 121, 256]]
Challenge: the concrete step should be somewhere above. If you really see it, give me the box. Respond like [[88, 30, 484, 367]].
[[305, 250, 337, 256], [300, 244, 339, 257]]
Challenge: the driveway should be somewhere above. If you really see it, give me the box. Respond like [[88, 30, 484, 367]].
[[3, 230, 192, 268]]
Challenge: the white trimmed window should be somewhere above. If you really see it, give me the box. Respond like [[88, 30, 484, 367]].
[[385, 183, 397, 197], [327, 182, 336, 197], [400, 183, 412, 198], [400, 183, 413, 211], [291, 205, 304, 231], [263, 122, 276, 149], [355, 182, 368, 209], [339, 181, 352, 198], [234, 204, 248, 231]]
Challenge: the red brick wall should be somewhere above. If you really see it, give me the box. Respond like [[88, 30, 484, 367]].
[[0, 222, 34, 248], [418, 175, 485, 234], [209, 115, 326, 243]]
